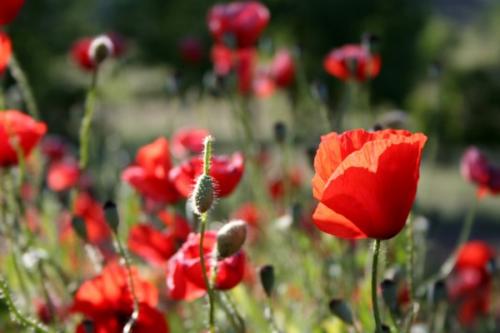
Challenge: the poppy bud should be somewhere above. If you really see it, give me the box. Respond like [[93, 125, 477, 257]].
[[192, 174, 214, 215], [72, 217, 87, 241], [88, 35, 114, 66], [259, 265, 275, 297], [328, 298, 354, 325], [428, 279, 446, 305], [362, 32, 381, 54], [273, 121, 287, 144], [216, 220, 247, 260], [103, 200, 119, 232], [381, 279, 398, 314]]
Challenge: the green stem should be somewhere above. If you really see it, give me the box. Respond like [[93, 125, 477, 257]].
[[0, 275, 52, 333], [114, 234, 139, 333], [407, 217, 415, 302], [372, 239, 382, 333], [9, 54, 40, 119], [79, 70, 99, 169], [199, 213, 216, 333]]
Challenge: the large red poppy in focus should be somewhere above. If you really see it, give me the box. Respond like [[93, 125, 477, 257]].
[[166, 232, 246, 301], [169, 152, 244, 198], [0, 0, 24, 26], [122, 137, 181, 204], [0, 110, 47, 167], [324, 44, 381, 82], [207, 1, 270, 48], [312, 129, 427, 240], [72, 262, 169, 333]]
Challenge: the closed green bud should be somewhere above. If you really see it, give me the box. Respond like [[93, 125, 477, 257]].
[[192, 174, 214, 215], [328, 298, 354, 325], [103, 200, 120, 232], [216, 220, 247, 260], [260, 265, 275, 297]]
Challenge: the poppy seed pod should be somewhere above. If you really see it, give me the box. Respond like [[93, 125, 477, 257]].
[[88, 35, 114, 66], [103, 201, 119, 232], [216, 220, 247, 260], [328, 298, 354, 325], [259, 265, 275, 297], [192, 174, 214, 215]]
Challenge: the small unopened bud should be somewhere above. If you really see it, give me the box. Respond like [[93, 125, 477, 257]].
[[89, 35, 114, 66], [273, 122, 287, 144], [428, 279, 447, 305], [328, 298, 354, 325], [381, 279, 398, 313], [362, 32, 381, 54], [216, 220, 247, 259], [260, 265, 275, 297], [192, 174, 214, 215], [103, 200, 119, 232], [72, 217, 87, 241]]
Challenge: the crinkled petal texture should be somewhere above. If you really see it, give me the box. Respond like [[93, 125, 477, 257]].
[[0, 110, 47, 167], [170, 152, 244, 198], [0, 32, 12, 75], [122, 137, 181, 204], [312, 129, 427, 240], [73, 262, 169, 333], [0, 0, 24, 25], [166, 232, 246, 301]]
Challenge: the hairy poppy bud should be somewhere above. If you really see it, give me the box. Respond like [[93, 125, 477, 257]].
[[328, 298, 354, 325], [103, 200, 119, 232], [89, 35, 114, 66], [216, 220, 247, 260], [71, 217, 87, 241], [192, 174, 214, 215], [260, 265, 275, 297]]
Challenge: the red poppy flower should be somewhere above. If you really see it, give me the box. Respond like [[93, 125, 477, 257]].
[[0, 0, 24, 25], [71, 34, 124, 72], [232, 202, 261, 227], [169, 152, 244, 198], [72, 262, 169, 333], [122, 137, 181, 204], [178, 37, 203, 64], [73, 192, 111, 245], [448, 241, 495, 327], [47, 159, 80, 192], [171, 128, 210, 159], [207, 1, 270, 48], [166, 231, 246, 301], [270, 49, 295, 88], [211, 44, 256, 95], [324, 44, 381, 81], [128, 211, 191, 267], [461, 146, 500, 197], [41, 136, 67, 161], [0, 110, 47, 167], [253, 69, 276, 98], [269, 168, 303, 200], [0, 32, 12, 75], [312, 129, 427, 240]]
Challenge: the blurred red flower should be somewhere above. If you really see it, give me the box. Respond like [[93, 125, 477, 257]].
[[166, 232, 246, 301], [72, 262, 169, 333], [73, 192, 111, 245], [47, 158, 80, 192], [41, 136, 68, 161], [207, 1, 270, 48], [169, 152, 244, 198], [461, 146, 500, 197], [0, 32, 12, 75], [171, 128, 209, 159], [178, 37, 204, 64], [71, 34, 125, 72], [269, 168, 303, 200], [232, 202, 261, 227], [269, 49, 295, 88], [253, 69, 276, 98], [0, 0, 24, 25], [128, 211, 191, 267], [324, 44, 381, 81], [448, 241, 495, 327], [0, 110, 47, 167], [122, 137, 181, 204], [312, 129, 427, 240]]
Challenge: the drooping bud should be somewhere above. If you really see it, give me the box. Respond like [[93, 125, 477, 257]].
[[103, 200, 119, 232], [71, 216, 87, 241], [88, 35, 114, 66], [216, 220, 247, 260], [381, 279, 398, 314], [259, 265, 275, 297], [328, 298, 354, 325], [192, 174, 214, 215]]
